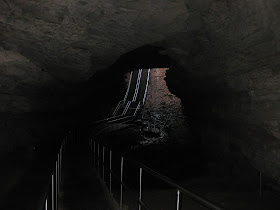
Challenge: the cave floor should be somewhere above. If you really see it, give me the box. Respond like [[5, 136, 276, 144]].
[[58, 134, 118, 210]]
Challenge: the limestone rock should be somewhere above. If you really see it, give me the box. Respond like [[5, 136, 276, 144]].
[[0, 0, 188, 83], [166, 0, 280, 181], [1, 0, 280, 183]]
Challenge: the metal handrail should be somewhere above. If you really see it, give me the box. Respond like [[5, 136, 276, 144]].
[[110, 169, 130, 190], [93, 117, 135, 137], [41, 135, 67, 210], [125, 158, 223, 210], [90, 114, 128, 126], [104, 115, 134, 124], [142, 68, 151, 104], [91, 115, 134, 131], [123, 71, 133, 101], [112, 100, 125, 117], [122, 101, 132, 116], [132, 69, 142, 102], [112, 71, 133, 116], [90, 140, 223, 210], [133, 102, 141, 116], [112, 68, 150, 118], [121, 69, 142, 116]]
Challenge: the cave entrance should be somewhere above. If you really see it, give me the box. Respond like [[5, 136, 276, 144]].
[[109, 45, 188, 146], [122, 67, 188, 147], [88, 45, 172, 119]]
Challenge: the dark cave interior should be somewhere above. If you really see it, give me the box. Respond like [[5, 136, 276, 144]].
[[1, 0, 280, 209]]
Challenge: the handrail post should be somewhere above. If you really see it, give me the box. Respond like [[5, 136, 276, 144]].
[[120, 157, 124, 210], [90, 145, 223, 210], [56, 160, 58, 210], [109, 150, 112, 194], [97, 142, 100, 174], [93, 141, 96, 167], [52, 174, 55, 210], [89, 139, 92, 160], [45, 198, 48, 210], [57, 154, 60, 194], [139, 168, 142, 210], [102, 146, 105, 182], [64, 136, 67, 153], [176, 189, 181, 210], [259, 171, 262, 197], [60, 145, 62, 184]]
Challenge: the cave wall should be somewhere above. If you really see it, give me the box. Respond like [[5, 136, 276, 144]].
[[165, 0, 280, 181], [0, 0, 187, 83], [0, 0, 188, 145], [0, 0, 280, 182], [142, 68, 188, 142]]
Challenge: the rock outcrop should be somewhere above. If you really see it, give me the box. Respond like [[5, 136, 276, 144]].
[[165, 0, 280, 182], [0, 0, 188, 84], [1, 0, 280, 182], [0, 0, 188, 145]]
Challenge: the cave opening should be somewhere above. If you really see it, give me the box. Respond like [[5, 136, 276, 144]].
[[1, 41, 279, 209], [83, 45, 280, 209], [83, 45, 199, 176], [1, 0, 280, 208]]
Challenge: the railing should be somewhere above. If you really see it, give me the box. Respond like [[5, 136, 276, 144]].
[[122, 69, 142, 116], [89, 139, 223, 210], [90, 114, 128, 126], [134, 102, 141, 116], [132, 69, 142, 102], [124, 71, 133, 101], [92, 115, 134, 130], [41, 134, 68, 210], [113, 101, 126, 117], [113, 69, 143, 117], [113, 70, 133, 116], [122, 101, 132, 115], [92, 116, 135, 137], [133, 68, 150, 117], [142, 68, 150, 104]]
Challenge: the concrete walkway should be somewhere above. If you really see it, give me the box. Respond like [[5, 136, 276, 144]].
[[59, 135, 118, 210]]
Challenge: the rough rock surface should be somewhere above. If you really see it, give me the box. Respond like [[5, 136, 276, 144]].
[[0, 0, 280, 183], [0, 0, 188, 142], [141, 68, 188, 143], [0, 0, 188, 83], [0, 47, 59, 112], [165, 0, 280, 182]]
